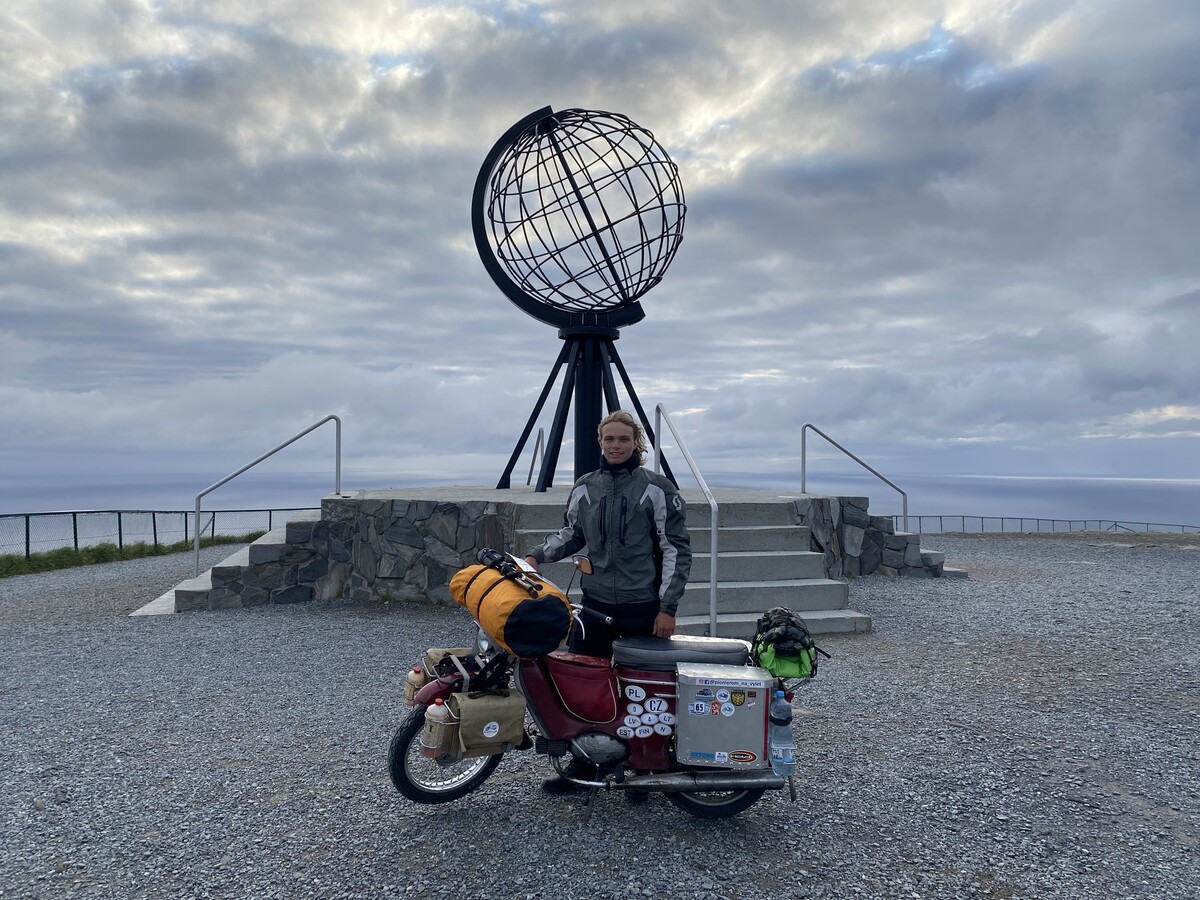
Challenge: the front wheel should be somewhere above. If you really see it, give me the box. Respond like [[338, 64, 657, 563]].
[[665, 788, 765, 819], [388, 706, 502, 803]]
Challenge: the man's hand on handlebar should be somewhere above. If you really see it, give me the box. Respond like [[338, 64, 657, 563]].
[[523, 556, 539, 571]]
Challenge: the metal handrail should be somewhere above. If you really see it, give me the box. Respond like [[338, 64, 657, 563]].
[[801, 423, 908, 531], [653, 404, 719, 635], [194, 415, 342, 575], [525, 428, 545, 487]]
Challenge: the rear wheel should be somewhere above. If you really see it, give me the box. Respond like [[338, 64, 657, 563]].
[[665, 788, 765, 819], [388, 707, 502, 803]]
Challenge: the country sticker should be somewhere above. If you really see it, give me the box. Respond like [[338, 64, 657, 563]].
[[640, 713, 659, 725], [658, 713, 676, 725], [617, 726, 635, 739], [634, 725, 654, 738], [653, 723, 673, 736], [626, 703, 644, 716], [624, 715, 642, 728], [645, 698, 669, 714], [625, 685, 646, 702]]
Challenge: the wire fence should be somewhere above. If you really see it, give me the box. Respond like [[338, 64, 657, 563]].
[[0, 508, 319, 559], [885, 515, 1200, 535]]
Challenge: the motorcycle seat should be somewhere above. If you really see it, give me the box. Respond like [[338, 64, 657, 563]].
[[611, 635, 751, 671]]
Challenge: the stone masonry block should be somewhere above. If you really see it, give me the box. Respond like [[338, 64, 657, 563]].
[[407, 500, 437, 522], [383, 520, 424, 549], [248, 543, 284, 565], [842, 525, 865, 557], [425, 508, 459, 549], [272, 585, 312, 605], [286, 520, 317, 544]]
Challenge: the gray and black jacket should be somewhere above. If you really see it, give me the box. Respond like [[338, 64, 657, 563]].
[[528, 457, 692, 615]]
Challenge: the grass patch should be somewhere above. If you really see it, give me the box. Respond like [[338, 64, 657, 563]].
[[0, 532, 267, 579]]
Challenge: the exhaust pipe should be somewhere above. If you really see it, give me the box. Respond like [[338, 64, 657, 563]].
[[617, 770, 787, 793]]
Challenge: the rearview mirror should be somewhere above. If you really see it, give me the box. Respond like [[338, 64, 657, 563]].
[[572, 556, 593, 576]]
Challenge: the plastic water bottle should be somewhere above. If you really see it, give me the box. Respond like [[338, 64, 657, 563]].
[[404, 666, 427, 707], [768, 690, 796, 778], [420, 698, 451, 759]]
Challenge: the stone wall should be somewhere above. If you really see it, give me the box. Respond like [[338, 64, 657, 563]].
[[793, 496, 945, 579], [316, 496, 517, 605]]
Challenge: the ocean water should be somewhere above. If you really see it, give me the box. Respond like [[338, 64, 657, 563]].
[[2, 469, 1197, 556]]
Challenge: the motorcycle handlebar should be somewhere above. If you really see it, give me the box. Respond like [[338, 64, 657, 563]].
[[576, 605, 614, 626]]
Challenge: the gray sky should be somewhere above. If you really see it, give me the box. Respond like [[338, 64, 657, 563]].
[[2, 1, 1198, 512]]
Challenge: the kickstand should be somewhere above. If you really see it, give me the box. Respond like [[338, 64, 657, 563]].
[[788, 774, 797, 802], [581, 786, 601, 824]]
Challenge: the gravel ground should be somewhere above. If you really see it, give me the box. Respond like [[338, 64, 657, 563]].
[[1, 534, 1197, 899]]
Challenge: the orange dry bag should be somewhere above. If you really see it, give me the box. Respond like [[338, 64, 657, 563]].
[[449, 563, 572, 658]]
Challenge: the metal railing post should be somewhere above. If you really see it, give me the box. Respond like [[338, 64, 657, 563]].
[[118, 512, 123, 550], [799, 423, 908, 531], [194, 414, 342, 575], [72, 513, 79, 552], [152, 512, 158, 548], [654, 404, 719, 636], [25, 515, 31, 560]]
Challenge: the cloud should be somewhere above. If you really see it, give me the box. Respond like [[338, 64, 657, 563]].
[[1, 0, 1199, 513]]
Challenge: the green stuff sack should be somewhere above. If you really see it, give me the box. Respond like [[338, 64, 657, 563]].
[[449, 564, 572, 658], [751, 606, 830, 679]]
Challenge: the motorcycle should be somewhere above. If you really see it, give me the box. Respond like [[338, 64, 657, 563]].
[[387, 550, 804, 819]]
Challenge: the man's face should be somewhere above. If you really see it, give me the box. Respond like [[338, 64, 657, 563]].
[[598, 421, 637, 465]]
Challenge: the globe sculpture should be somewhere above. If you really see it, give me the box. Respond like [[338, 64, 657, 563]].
[[472, 106, 686, 490]]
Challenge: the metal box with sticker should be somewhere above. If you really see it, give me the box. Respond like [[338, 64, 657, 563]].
[[674, 663, 772, 769]]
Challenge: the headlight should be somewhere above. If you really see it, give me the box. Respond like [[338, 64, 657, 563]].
[[476, 628, 491, 654]]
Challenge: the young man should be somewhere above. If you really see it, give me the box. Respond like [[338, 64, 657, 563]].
[[524, 410, 692, 657]]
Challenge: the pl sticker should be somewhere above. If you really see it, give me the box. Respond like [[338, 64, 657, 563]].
[[625, 685, 646, 702], [720, 702, 736, 717], [624, 715, 642, 728], [716, 690, 731, 703], [617, 726, 635, 739], [626, 703, 644, 716], [645, 698, 669, 714], [653, 723, 673, 736]]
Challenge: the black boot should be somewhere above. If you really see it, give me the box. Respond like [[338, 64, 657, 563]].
[[541, 760, 591, 795]]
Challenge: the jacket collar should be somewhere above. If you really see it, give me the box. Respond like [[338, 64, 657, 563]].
[[599, 456, 640, 477]]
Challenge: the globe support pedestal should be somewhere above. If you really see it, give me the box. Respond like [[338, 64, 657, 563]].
[[496, 327, 675, 491]]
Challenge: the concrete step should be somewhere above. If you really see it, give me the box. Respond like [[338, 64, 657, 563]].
[[691, 550, 826, 582], [676, 608, 872, 638], [523, 549, 828, 589], [689, 524, 810, 552], [514, 498, 799, 532], [677, 578, 848, 618]]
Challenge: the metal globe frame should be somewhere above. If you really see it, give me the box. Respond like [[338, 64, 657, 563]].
[[473, 106, 686, 490]]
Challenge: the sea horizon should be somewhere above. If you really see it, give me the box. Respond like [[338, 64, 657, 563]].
[[2, 469, 1198, 529]]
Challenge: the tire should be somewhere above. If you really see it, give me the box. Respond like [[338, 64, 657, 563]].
[[665, 788, 765, 819], [387, 707, 502, 804]]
